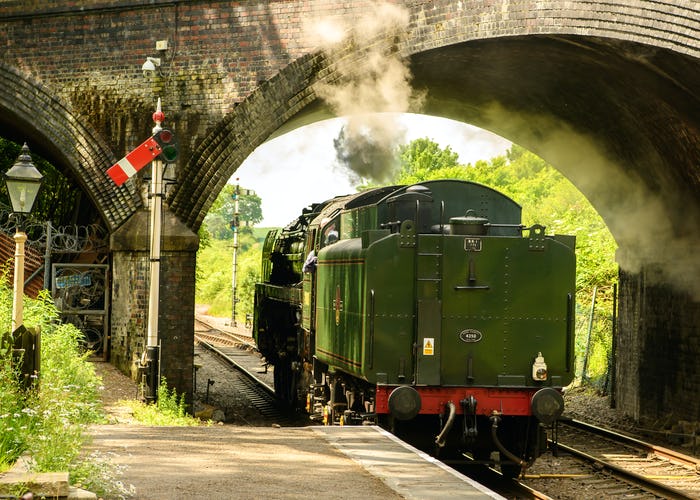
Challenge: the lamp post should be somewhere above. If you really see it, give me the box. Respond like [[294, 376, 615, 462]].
[[4, 143, 43, 333]]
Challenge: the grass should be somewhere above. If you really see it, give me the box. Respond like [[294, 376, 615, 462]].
[[0, 281, 202, 498], [122, 378, 204, 426]]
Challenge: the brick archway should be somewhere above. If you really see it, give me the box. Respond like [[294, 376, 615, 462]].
[[1, 0, 698, 422], [0, 62, 141, 230], [167, 1, 700, 232]]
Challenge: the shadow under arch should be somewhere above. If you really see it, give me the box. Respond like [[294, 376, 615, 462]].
[[0, 61, 141, 231], [408, 34, 700, 298], [172, 33, 700, 299]]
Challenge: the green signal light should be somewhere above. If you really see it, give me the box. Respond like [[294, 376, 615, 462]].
[[154, 129, 178, 162], [161, 145, 178, 162]]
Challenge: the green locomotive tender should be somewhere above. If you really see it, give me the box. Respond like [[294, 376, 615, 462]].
[[254, 179, 575, 474]]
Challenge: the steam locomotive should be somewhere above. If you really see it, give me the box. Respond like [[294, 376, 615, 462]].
[[253, 179, 575, 476]]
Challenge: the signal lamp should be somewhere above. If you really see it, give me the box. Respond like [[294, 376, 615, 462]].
[[153, 128, 178, 162]]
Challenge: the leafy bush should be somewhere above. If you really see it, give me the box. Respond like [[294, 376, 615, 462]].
[[0, 287, 104, 475]]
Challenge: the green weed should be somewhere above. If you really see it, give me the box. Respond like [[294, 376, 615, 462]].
[[124, 378, 202, 427]]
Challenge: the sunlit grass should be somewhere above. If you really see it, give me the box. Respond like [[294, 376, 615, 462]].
[[120, 378, 205, 427], [0, 288, 106, 487]]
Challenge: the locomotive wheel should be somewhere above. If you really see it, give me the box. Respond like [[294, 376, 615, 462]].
[[273, 357, 298, 408]]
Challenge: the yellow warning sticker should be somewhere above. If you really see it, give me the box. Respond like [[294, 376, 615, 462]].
[[423, 338, 434, 356]]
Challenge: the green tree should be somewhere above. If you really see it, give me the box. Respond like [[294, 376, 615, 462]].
[[395, 138, 461, 183], [204, 184, 263, 240]]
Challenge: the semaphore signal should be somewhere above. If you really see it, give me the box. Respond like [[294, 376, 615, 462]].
[[106, 101, 178, 186]]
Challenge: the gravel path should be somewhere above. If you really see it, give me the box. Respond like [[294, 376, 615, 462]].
[[88, 360, 402, 500]]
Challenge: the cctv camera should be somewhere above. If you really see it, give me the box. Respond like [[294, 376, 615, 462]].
[[142, 57, 161, 78]]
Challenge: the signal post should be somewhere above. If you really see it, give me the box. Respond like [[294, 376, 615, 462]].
[[108, 99, 179, 403]]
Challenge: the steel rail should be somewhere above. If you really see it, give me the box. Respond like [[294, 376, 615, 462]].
[[555, 441, 694, 500], [444, 457, 555, 499], [562, 418, 700, 470], [195, 316, 257, 348], [194, 335, 275, 397]]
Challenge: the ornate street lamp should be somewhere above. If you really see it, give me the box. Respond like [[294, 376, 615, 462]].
[[5, 143, 44, 332]]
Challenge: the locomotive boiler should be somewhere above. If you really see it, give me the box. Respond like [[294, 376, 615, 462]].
[[254, 179, 576, 476]]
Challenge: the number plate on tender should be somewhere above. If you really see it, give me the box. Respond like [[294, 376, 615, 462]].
[[459, 329, 483, 343], [464, 237, 482, 252]]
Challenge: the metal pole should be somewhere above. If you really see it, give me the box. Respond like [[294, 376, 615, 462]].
[[231, 181, 239, 326], [581, 285, 597, 382], [147, 157, 163, 349], [11, 231, 27, 333], [42, 222, 51, 290], [609, 282, 618, 407], [144, 98, 165, 403]]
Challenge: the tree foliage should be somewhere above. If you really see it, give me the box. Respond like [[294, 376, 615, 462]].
[[395, 138, 461, 182], [203, 184, 263, 240], [196, 235, 262, 322]]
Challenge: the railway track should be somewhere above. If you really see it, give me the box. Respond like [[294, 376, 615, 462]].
[[194, 315, 700, 498], [524, 418, 700, 499], [194, 316, 556, 497], [194, 317, 306, 426], [194, 318, 258, 350]]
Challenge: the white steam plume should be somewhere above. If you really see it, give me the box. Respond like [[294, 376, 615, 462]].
[[306, 2, 424, 182], [481, 103, 700, 300]]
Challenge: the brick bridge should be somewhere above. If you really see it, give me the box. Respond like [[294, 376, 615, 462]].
[[0, 1, 698, 424]]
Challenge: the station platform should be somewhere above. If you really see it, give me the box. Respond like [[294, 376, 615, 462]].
[[86, 423, 503, 499], [314, 426, 504, 499], [188, 313, 504, 498]]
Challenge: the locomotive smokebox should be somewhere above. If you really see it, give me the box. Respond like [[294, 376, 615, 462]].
[[449, 209, 489, 235], [387, 385, 422, 421], [387, 185, 433, 233]]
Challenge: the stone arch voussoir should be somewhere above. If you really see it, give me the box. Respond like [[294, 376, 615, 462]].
[[0, 62, 141, 230], [169, 50, 331, 229]]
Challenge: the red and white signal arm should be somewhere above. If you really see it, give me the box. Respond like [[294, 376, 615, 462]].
[[107, 136, 163, 186]]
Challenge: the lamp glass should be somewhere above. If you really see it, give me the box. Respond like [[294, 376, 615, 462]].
[[5, 143, 44, 214], [6, 179, 41, 214]]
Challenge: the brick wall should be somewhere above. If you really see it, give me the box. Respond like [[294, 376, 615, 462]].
[[110, 249, 149, 379], [158, 249, 197, 402], [109, 207, 198, 400], [0, 1, 697, 230], [617, 269, 700, 422]]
